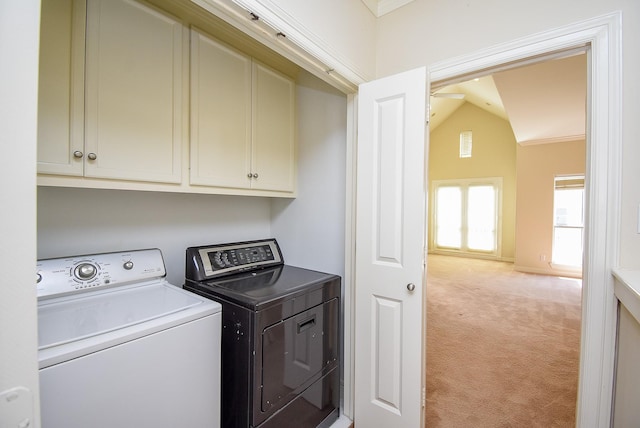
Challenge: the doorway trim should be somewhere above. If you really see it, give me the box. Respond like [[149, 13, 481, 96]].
[[427, 12, 622, 426]]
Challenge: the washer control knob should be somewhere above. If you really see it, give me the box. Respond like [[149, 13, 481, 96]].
[[123, 261, 134, 270], [75, 263, 97, 280]]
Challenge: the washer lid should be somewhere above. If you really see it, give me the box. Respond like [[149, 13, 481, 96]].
[[38, 281, 214, 350]]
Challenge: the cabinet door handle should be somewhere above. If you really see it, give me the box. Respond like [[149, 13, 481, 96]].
[[252, 173, 259, 179], [87, 153, 97, 160], [73, 151, 84, 159], [247, 173, 253, 179]]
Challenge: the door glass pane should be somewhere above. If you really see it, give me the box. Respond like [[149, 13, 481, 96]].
[[467, 185, 496, 251], [436, 187, 461, 248]]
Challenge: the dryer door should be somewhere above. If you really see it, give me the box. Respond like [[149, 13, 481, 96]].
[[261, 297, 339, 413]]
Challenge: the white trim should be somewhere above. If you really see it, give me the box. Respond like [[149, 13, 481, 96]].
[[359, 0, 378, 16], [362, 0, 414, 18], [191, 0, 362, 93], [518, 133, 586, 146], [612, 269, 640, 326], [360, 0, 415, 18], [328, 413, 354, 428], [515, 264, 583, 279], [430, 250, 515, 264], [428, 12, 622, 427], [342, 93, 358, 419], [230, 0, 364, 79], [227, 0, 370, 86], [378, 0, 415, 17]]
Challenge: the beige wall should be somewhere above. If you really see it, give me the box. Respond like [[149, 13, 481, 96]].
[[376, 0, 640, 269], [429, 103, 517, 260], [515, 140, 586, 275]]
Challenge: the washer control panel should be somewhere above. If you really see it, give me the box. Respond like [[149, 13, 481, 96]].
[[36, 249, 166, 299]]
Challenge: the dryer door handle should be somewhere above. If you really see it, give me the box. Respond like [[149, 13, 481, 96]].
[[297, 316, 316, 334]]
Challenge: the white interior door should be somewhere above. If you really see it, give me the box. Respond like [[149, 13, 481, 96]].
[[354, 67, 427, 427]]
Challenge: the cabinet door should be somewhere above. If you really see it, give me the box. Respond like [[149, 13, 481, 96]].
[[84, 0, 183, 183], [251, 62, 296, 192], [190, 28, 252, 189], [37, 0, 85, 176]]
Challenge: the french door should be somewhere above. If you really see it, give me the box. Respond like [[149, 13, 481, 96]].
[[432, 178, 502, 256]]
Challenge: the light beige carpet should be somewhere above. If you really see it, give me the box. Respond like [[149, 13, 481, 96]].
[[426, 255, 582, 427]]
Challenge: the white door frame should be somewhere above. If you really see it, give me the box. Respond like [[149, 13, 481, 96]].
[[424, 13, 622, 427], [345, 13, 622, 426], [346, 12, 624, 426]]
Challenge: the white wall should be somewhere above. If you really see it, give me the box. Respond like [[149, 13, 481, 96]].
[[0, 1, 41, 426], [249, 0, 376, 82], [37, 188, 272, 286], [272, 70, 347, 278], [376, 0, 640, 269]]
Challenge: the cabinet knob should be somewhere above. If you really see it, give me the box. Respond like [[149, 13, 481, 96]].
[[253, 173, 259, 179], [87, 153, 97, 161], [247, 173, 253, 179], [407, 283, 416, 292], [73, 151, 84, 159]]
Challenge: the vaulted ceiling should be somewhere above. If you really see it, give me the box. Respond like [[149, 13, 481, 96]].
[[430, 53, 587, 145], [358, 0, 587, 145]]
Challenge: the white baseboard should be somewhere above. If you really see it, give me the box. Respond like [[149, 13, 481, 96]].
[[428, 250, 515, 263], [513, 264, 583, 279]]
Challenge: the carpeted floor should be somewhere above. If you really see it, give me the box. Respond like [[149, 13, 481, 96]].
[[426, 255, 582, 427]]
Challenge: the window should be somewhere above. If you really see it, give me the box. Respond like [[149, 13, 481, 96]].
[[432, 178, 501, 255], [552, 175, 585, 267], [459, 130, 472, 158]]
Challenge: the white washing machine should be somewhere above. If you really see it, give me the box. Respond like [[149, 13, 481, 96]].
[[36, 249, 221, 428]]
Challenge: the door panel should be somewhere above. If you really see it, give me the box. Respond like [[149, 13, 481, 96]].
[[355, 66, 426, 427], [373, 296, 402, 412], [376, 96, 405, 264]]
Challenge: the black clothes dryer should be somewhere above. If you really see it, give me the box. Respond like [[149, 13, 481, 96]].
[[184, 239, 340, 428]]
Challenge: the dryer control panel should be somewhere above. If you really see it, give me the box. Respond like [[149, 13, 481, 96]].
[[186, 239, 283, 281], [36, 249, 166, 299]]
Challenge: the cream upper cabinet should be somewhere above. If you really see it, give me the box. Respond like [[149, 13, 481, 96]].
[[190, 28, 296, 193], [83, 0, 184, 183], [251, 62, 296, 193], [38, 0, 296, 196], [190, 28, 252, 189], [37, 0, 85, 176]]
